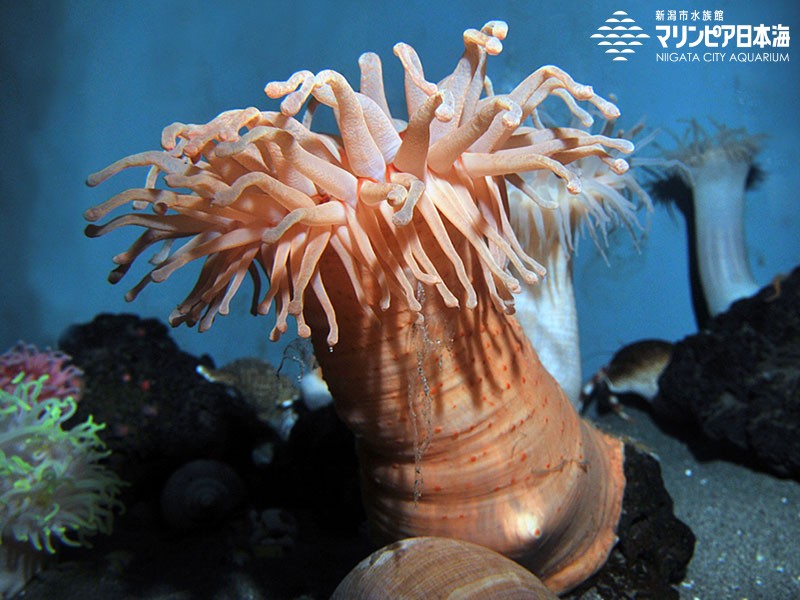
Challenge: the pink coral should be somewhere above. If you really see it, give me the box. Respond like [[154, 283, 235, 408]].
[[0, 343, 83, 401]]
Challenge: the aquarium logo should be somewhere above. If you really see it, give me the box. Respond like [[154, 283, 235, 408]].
[[653, 11, 791, 64], [591, 10, 651, 62]]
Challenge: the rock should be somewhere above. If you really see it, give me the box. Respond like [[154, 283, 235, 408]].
[[656, 266, 800, 478]]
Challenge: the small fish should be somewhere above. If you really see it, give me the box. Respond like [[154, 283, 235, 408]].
[[581, 339, 674, 418]]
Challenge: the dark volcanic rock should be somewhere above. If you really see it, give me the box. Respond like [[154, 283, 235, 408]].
[[656, 266, 800, 478], [58, 312, 273, 502], [567, 445, 695, 599]]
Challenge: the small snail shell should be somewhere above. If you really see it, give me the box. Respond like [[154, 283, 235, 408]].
[[160, 459, 245, 530], [331, 536, 558, 599]]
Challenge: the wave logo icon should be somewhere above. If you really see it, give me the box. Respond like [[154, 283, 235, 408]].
[[591, 10, 650, 62]]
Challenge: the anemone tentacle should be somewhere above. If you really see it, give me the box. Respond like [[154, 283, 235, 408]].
[[87, 20, 629, 344]]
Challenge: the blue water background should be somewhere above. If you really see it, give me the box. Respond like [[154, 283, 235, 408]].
[[1, 0, 797, 381]]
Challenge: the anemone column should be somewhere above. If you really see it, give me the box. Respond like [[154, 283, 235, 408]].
[[304, 220, 624, 592]]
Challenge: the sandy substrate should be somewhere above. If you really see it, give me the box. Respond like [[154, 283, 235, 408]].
[[596, 404, 800, 600]]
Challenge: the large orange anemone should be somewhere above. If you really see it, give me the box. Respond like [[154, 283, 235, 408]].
[[86, 21, 630, 592]]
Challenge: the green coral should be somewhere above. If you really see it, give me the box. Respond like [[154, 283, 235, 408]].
[[0, 373, 124, 554]]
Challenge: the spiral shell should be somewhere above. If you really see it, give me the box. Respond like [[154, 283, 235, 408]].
[[331, 537, 558, 599], [160, 459, 245, 530]]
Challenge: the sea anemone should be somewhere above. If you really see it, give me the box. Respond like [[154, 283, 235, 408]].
[[86, 21, 630, 592], [657, 119, 763, 319], [508, 119, 652, 404], [0, 373, 124, 597], [85, 22, 632, 347], [0, 342, 84, 402]]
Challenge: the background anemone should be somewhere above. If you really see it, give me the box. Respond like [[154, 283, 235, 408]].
[[0, 343, 84, 403], [650, 119, 765, 325], [0, 373, 124, 597], [508, 118, 652, 404]]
